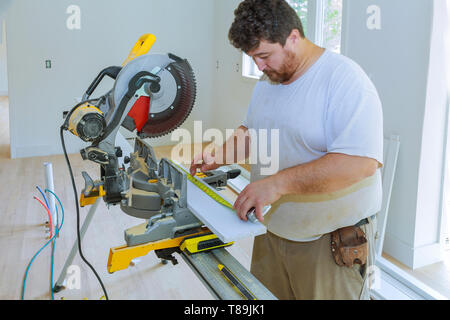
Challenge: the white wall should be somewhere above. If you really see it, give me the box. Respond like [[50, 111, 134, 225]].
[[342, 0, 447, 269], [4, 0, 216, 158], [211, 0, 256, 135]]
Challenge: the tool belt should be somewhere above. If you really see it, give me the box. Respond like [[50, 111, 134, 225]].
[[330, 217, 372, 268]]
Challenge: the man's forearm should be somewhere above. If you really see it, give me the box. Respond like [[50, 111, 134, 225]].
[[273, 153, 379, 196], [214, 125, 250, 166]]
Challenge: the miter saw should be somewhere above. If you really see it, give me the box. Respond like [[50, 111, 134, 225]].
[[62, 34, 205, 246], [56, 34, 276, 300]]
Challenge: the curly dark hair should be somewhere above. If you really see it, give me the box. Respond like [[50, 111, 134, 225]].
[[229, 0, 305, 53]]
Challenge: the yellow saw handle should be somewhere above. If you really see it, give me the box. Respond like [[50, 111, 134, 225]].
[[122, 33, 156, 66]]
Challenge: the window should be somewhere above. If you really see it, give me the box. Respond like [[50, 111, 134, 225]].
[[242, 53, 263, 80], [287, 0, 309, 35], [320, 0, 343, 53], [242, 0, 343, 79]]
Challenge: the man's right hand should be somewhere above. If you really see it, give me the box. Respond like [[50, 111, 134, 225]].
[[190, 151, 220, 176]]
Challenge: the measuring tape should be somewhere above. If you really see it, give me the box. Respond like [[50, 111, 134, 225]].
[[169, 160, 267, 223], [169, 160, 234, 209]]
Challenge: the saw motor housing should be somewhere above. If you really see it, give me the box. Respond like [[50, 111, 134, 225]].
[[67, 103, 106, 142]]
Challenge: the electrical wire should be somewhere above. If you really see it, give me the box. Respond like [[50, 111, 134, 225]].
[[21, 192, 63, 300], [36, 185, 57, 241], [46, 190, 65, 232], [36, 186, 50, 214], [50, 232, 56, 300], [33, 196, 53, 239], [59, 126, 109, 300], [46, 189, 65, 300], [35, 185, 60, 300]]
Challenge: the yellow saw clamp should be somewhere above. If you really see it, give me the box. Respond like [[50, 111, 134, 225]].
[[180, 232, 234, 255]]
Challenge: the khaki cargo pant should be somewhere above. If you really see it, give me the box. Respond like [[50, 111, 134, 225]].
[[251, 217, 377, 300]]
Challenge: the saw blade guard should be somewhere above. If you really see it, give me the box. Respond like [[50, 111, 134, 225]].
[[112, 53, 197, 139]]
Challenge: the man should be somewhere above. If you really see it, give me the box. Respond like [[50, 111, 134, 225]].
[[190, 0, 383, 300]]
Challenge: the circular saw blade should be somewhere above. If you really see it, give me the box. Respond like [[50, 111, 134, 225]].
[[140, 55, 197, 139]]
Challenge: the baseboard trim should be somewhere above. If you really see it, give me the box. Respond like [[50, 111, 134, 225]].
[[412, 242, 443, 269], [383, 232, 414, 267], [383, 232, 444, 269]]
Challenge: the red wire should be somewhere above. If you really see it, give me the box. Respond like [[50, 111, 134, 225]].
[[33, 196, 53, 239]]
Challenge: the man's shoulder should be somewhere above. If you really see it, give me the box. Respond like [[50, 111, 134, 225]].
[[324, 51, 376, 93], [325, 51, 368, 79]]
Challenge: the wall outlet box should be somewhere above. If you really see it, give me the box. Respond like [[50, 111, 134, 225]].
[[45, 60, 52, 69]]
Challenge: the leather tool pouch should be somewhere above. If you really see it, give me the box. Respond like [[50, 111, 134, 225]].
[[331, 226, 368, 268]]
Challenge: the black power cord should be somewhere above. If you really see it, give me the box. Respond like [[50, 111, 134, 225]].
[[59, 126, 109, 300]]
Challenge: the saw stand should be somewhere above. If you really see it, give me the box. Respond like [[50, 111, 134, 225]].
[[53, 198, 101, 294], [53, 198, 276, 300]]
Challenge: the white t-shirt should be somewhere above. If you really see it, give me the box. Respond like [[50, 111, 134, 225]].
[[243, 49, 384, 241]]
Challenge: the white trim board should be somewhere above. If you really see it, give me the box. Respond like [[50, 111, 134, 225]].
[[376, 135, 400, 257], [186, 180, 267, 243], [382, 235, 447, 273]]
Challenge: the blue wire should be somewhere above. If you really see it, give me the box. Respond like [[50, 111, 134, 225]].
[[36, 186, 50, 214], [46, 189, 65, 238], [46, 189, 65, 301], [21, 190, 64, 300], [36, 186, 57, 300], [21, 204, 59, 300], [50, 210, 57, 300]]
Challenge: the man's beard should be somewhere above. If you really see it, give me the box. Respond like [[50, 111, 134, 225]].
[[264, 50, 298, 84]]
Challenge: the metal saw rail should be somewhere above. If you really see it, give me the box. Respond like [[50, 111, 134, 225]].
[[181, 247, 277, 300]]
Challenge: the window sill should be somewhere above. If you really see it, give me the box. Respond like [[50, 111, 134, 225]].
[[371, 255, 448, 300], [241, 75, 261, 87]]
